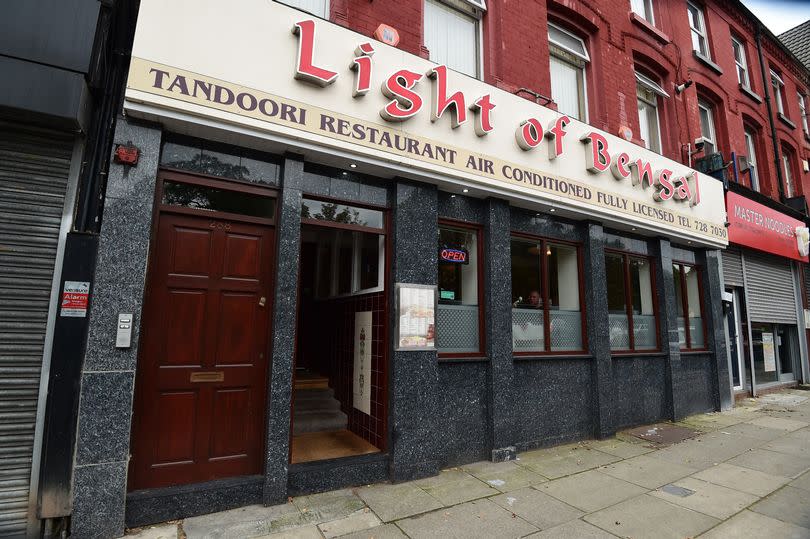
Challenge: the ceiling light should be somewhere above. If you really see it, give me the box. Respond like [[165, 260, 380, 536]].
[[450, 194, 456, 198], [349, 163, 357, 168], [549, 208, 555, 212], [462, 188, 469, 193], [341, 171, 348, 176]]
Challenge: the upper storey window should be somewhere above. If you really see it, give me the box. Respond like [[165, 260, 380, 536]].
[[635, 72, 669, 154], [424, 0, 483, 78], [548, 22, 590, 122], [771, 69, 786, 115], [697, 99, 717, 155], [799, 92, 809, 137], [731, 37, 750, 89], [280, 0, 329, 18], [631, 0, 655, 24], [687, 1, 710, 59]]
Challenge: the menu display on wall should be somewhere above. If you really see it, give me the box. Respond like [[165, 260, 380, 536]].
[[762, 333, 776, 372], [395, 284, 436, 350]]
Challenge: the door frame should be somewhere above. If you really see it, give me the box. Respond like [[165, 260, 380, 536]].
[[129, 169, 279, 491], [730, 289, 745, 391]]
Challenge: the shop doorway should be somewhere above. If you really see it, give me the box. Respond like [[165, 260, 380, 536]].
[[751, 323, 798, 386], [292, 198, 387, 464], [726, 289, 744, 390], [130, 173, 276, 490]]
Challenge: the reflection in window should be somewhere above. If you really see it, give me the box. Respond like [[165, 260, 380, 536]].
[[674, 263, 704, 349], [162, 181, 275, 218], [437, 225, 481, 353], [301, 198, 384, 229], [160, 135, 280, 184], [511, 237, 583, 353], [607, 252, 658, 351]]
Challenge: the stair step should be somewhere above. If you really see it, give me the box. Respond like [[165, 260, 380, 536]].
[[295, 378, 329, 390], [294, 388, 335, 400], [292, 411, 348, 435], [294, 397, 341, 412]]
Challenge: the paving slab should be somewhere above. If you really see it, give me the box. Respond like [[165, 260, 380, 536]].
[[787, 427, 810, 441], [535, 470, 647, 512], [757, 393, 809, 407], [599, 454, 698, 489], [750, 486, 810, 529], [125, 523, 179, 539], [517, 447, 620, 479], [420, 473, 497, 506], [292, 489, 367, 523], [698, 509, 810, 539], [649, 477, 759, 519], [715, 422, 786, 441], [524, 519, 619, 539], [726, 449, 810, 478], [395, 499, 538, 538], [790, 471, 810, 492], [648, 432, 761, 470], [584, 494, 719, 539], [355, 483, 442, 523], [334, 524, 407, 539], [317, 510, 381, 538], [585, 439, 654, 458], [692, 463, 791, 497], [678, 414, 746, 431], [746, 416, 809, 432], [256, 526, 324, 539], [762, 435, 810, 458], [462, 461, 547, 492], [489, 487, 583, 530], [182, 503, 305, 538]]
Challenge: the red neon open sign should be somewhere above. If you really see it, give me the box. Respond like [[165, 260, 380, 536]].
[[440, 248, 467, 263]]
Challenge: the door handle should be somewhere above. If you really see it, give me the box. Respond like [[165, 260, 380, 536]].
[[259, 296, 266, 307]]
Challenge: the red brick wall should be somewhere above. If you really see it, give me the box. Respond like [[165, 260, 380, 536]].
[[321, 0, 809, 205]]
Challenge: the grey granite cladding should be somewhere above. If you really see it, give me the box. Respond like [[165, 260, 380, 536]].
[[287, 455, 390, 496], [435, 361, 489, 467], [75, 371, 134, 465], [437, 191, 485, 223], [702, 249, 732, 410], [263, 156, 304, 505], [388, 180, 439, 482], [72, 460, 128, 539], [510, 207, 583, 242], [611, 355, 669, 429]]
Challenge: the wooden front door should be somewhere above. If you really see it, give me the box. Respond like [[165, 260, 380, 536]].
[[130, 208, 274, 490]]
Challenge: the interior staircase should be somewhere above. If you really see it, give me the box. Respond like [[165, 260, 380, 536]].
[[292, 370, 348, 435]]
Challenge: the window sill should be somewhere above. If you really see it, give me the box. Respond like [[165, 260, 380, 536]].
[[513, 354, 592, 361], [438, 355, 489, 364], [693, 51, 723, 75], [778, 113, 796, 130], [739, 84, 762, 104], [629, 12, 671, 44], [679, 349, 712, 355], [611, 351, 666, 358]]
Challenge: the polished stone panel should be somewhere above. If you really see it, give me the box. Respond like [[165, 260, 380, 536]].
[[75, 371, 134, 465], [72, 461, 128, 539]]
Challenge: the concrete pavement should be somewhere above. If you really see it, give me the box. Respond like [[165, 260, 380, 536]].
[[124, 389, 810, 539]]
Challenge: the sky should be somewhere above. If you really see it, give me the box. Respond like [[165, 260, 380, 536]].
[[740, 0, 810, 35]]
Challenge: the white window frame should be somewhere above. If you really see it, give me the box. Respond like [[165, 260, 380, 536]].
[[631, 0, 655, 24], [697, 100, 716, 154], [782, 151, 794, 198], [744, 128, 759, 191], [799, 92, 809, 136], [771, 70, 785, 114], [687, 1, 710, 58], [635, 72, 668, 153], [424, 0, 483, 78], [279, 0, 330, 18], [548, 22, 590, 122], [731, 37, 750, 89]]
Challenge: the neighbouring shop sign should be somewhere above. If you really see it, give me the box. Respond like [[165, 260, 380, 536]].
[[726, 192, 809, 262], [124, 0, 728, 247], [353, 311, 372, 415], [395, 284, 436, 350]]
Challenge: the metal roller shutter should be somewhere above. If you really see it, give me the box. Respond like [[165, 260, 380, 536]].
[[0, 122, 73, 535], [722, 246, 744, 287], [744, 249, 798, 324]]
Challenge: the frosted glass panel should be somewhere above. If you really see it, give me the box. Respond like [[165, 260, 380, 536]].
[[425, 0, 478, 77]]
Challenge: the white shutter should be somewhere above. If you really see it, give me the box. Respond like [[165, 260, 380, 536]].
[[424, 0, 478, 77], [744, 250, 797, 324]]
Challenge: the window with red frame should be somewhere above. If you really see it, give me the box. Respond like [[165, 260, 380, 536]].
[[673, 263, 705, 349], [606, 252, 659, 351], [511, 237, 585, 353]]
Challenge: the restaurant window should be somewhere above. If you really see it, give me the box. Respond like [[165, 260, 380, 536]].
[[279, 0, 329, 18], [424, 0, 483, 78], [697, 99, 717, 155], [771, 70, 786, 115], [799, 92, 809, 137], [743, 127, 760, 191], [687, 1, 710, 59], [673, 263, 705, 349], [606, 252, 658, 351], [437, 224, 482, 354], [731, 37, 750, 89], [511, 237, 584, 353], [636, 71, 669, 154], [548, 22, 590, 122], [631, 0, 654, 24]]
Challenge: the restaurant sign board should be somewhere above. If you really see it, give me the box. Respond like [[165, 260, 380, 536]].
[[125, 0, 728, 247], [726, 192, 809, 262]]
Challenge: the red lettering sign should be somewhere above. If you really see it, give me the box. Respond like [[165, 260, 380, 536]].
[[440, 248, 468, 263], [726, 192, 808, 262]]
